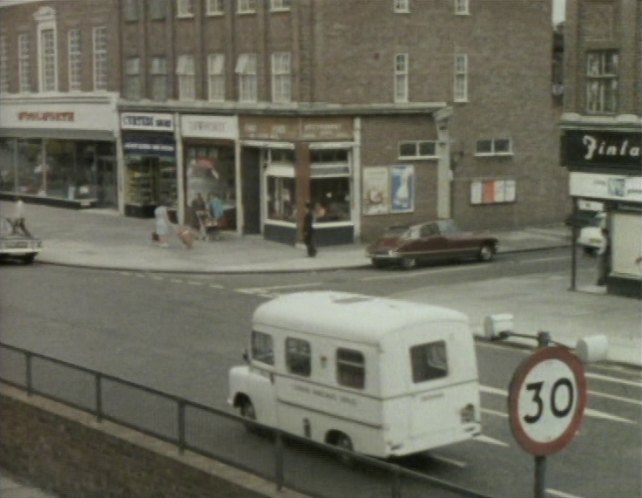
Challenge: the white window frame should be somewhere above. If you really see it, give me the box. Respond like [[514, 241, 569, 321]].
[[124, 57, 141, 99], [68, 29, 81, 92], [398, 140, 438, 160], [39, 27, 57, 93], [177, 0, 194, 18], [206, 0, 224, 15], [586, 50, 618, 114], [18, 33, 30, 93], [150, 56, 168, 101], [454, 53, 468, 102], [176, 54, 196, 101], [271, 52, 291, 103], [236, 53, 257, 102], [207, 53, 225, 102], [270, 0, 291, 11], [93, 26, 108, 91], [394, 53, 408, 103], [455, 0, 469, 15], [0, 35, 8, 93], [238, 0, 256, 14], [393, 0, 410, 13], [475, 138, 514, 157]]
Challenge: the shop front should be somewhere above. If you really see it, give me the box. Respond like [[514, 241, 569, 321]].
[[240, 116, 356, 246], [121, 113, 177, 218], [181, 115, 238, 232], [0, 98, 118, 208], [562, 127, 642, 298]]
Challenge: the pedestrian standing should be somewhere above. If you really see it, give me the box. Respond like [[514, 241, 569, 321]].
[[303, 202, 317, 257], [11, 197, 32, 238], [154, 203, 172, 248], [596, 228, 611, 286]]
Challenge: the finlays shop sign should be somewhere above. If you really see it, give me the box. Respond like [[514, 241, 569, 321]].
[[564, 130, 641, 171]]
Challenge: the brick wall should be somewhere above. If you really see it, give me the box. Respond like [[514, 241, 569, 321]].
[[0, 387, 304, 498]]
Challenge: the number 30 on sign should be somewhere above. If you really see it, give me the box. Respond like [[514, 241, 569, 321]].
[[508, 346, 587, 456]]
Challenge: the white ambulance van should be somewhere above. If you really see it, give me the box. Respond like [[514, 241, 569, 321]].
[[228, 291, 481, 458]]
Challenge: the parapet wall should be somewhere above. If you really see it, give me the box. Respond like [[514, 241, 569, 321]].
[[0, 386, 302, 498]]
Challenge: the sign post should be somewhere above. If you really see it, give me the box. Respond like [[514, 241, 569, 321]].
[[508, 337, 587, 498]]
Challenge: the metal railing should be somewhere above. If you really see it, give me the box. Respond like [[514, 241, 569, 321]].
[[0, 342, 493, 498]]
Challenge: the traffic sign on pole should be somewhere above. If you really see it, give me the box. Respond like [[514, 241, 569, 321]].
[[508, 346, 587, 456]]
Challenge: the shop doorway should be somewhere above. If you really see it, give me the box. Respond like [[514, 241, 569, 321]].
[[96, 153, 117, 208], [242, 147, 261, 234]]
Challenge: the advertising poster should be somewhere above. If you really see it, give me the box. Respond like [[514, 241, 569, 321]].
[[363, 167, 390, 215], [391, 164, 415, 213]]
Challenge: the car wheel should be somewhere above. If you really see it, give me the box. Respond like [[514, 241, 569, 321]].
[[371, 258, 386, 268], [478, 244, 495, 262], [21, 254, 35, 265], [332, 432, 354, 465], [240, 398, 258, 433], [400, 257, 417, 270], [583, 247, 598, 257]]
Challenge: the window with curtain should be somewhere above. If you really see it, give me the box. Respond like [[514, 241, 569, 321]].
[[150, 56, 168, 101], [586, 50, 618, 114], [207, 53, 225, 101], [236, 53, 257, 102], [124, 57, 141, 99], [271, 52, 291, 103], [177, 55, 195, 100]]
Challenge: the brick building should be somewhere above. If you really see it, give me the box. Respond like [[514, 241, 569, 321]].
[[560, 0, 642, 297], [1, 0, 566, 246]]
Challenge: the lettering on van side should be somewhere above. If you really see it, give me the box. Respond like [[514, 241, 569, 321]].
[[292, 383, 358, 406]]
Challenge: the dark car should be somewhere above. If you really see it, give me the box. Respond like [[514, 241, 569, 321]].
[[0, 216, 42, 264], [367, 219, 498, 269]]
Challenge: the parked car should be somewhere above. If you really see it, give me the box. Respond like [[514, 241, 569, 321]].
[[0, 216, 42, 264], [577, 212, 606, 256], [367, 219, 498, 269]]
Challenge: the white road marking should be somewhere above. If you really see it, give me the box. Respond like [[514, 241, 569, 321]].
[[589, 389, 642, 407], [546, 488, 585, 498], [236, 282, 322, 298], [586, 372, 642, 389], [474, 434, 510, 447], [584, 408, 636, 425], [482, 408, 508, 418], [170, 278, 184, 284], [429, 454, 468, 468], [209, 283, 224, 289], [524, 256, 569, 264], [363, 264, 490, 282], [187, 281, 205, 286]]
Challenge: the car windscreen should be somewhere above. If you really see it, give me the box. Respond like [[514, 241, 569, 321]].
[[383, 226, 412, 239]]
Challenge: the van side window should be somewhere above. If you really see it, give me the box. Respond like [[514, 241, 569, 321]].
[[251, 331, 274, 365], [286, 338, 311, 376], [336, 348, 365, 389], [410, 341, 448, 383]]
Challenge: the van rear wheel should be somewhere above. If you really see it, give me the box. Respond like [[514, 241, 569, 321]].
[[332, 432, 354, 465]]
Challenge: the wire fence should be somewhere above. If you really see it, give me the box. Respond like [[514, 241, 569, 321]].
[[0, 342, 493, 498]]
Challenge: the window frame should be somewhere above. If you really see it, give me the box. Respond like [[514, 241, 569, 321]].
[[92, 26, 108, 91], [176, 54, 196, 101], [336, 348, 366, 389], [393, 0, 410, 13], [150, 56, 168, 101], [585, 50, 618, 115], [68, 29, 82, 92], [124, 57, 141, 100], [148, 0, 168, 20], [206, 0, 224, 15], [410, 340, 449, 383], [176, 0, 194, 18], [394, 53, 409, 103], [271, 52, 291, 103], [39, 27, 57, 93], [475, 138, 513, 157], [286, 337, 311, 377], [454, 53, 468, 102], [236, 53, 258, 102], [124, 0, 139, 21], [238, 0, 257, 14], [207, 53, 225, 102], [251, 331, 274, 366], [398, 140, 438, 160], [18, 33, 31, 93], [270, 0, 291, 12], [0, 35, 8, 93], [454, 0, 469, 15]]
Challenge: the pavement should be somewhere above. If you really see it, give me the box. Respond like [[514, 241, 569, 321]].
[[1, 200, 641, 497]]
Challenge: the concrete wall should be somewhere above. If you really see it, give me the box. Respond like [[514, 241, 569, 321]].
[[0, 386, 304, 498]]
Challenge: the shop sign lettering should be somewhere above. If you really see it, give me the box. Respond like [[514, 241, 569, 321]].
[[18, 111, 75, 122], [563, 130, 642, 172], [121, 113, 174, 131]]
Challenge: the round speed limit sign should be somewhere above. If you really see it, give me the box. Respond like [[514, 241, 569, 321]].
[[508, 346, 587, 456]]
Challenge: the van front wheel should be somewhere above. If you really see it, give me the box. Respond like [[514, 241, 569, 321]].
[[239, 398, 257, 433], [331, 432, 354, 465]]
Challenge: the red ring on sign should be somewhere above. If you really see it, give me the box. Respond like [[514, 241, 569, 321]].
[[508, 346, 587, 456]]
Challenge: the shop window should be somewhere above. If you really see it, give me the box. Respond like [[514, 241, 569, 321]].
[[126, 154, 177, 209], [267, 176, 296, 222], [337, 348, 365, 389], [311, 177, 350, 223], [410, 341, 448, 383], [252, 331, 274, 365], [286, 337, 311, 377]]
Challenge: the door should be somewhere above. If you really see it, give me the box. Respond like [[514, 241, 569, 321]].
[[242, 147, 261, 234]]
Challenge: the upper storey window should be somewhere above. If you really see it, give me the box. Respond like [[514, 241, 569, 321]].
[[93, 26, 108, 91], [394, 0, 410, 13], [586, 50, 618, 114], [0, 35, 8, 93], [35, 7, 58, 93], [394, 53, 408, 103], [270, 0, 291, 11], [238, 0, 256, 14], [177, 0, 194, 18], [206, 0, 224, 15], [271, 52, 291, 103], [148, 0, 168, 20], [124, 0, 139, 21], [68, 29, 82, 91], [18, 34, 31, 93], [236, 53, 257, 102], [454, 53, 468, 102], [455, 0, 469, 15]]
